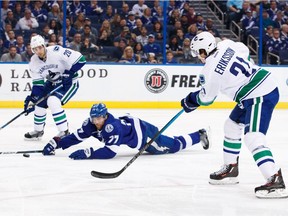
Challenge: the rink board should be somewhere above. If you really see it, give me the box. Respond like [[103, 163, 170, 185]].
[[0, 63, 287, 108]]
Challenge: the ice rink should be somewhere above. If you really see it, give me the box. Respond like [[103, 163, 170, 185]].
[[0, 108, 287, 216]]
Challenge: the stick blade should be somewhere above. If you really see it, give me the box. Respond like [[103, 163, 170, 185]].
[[91, 170, 122, 179]]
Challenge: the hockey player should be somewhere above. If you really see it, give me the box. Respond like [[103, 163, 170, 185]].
[[180, 31, 287, 198], [42, 103, 210, 159], [24, 35, 86, 140]]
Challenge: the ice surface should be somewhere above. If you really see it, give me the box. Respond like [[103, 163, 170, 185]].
[[0, 108, 287, 216]]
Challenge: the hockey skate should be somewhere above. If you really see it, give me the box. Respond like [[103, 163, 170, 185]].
[[55, 130, 70, 139], [255, 169, 288, 199], [209, 157, 239, 185], [24, 130, 44, 141], [199, 129, 210, 150]]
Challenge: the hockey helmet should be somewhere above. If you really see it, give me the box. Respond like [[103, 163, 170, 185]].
[[90, 103, 108, 118], [190, 31, 216, 57], [30, 35, 45, 53]]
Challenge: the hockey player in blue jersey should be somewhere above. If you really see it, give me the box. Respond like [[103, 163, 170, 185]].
[[42, 103, 210, 159]]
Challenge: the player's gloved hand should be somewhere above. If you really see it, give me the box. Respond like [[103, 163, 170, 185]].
[[42, 137, 61, 155], [24, 95, 38, 115], [69, 148, 92, 160], [61, 71, 73, 91], [181, 91, 200, 113]]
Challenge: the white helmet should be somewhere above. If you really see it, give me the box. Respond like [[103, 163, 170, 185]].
[[30, 35, 45, 53], [190, 31, 216, 57]]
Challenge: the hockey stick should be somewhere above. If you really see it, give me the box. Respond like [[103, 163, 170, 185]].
[[91, 109, 184, 179], [0, 150, 43, 155], [0, 84, 63, 131]]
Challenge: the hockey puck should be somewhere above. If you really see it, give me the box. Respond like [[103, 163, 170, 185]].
[[23, 153, 30, 158]]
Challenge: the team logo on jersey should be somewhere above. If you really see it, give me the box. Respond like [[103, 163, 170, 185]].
[[199, 74, 205, 85], [144, 68, 168, 93], [105, 124, 114, 133]]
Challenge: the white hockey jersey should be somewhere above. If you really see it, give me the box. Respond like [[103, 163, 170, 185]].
[[29, 45, 83, 85], [198, 40, 277, 105]]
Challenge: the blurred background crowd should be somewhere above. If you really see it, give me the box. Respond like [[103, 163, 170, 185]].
[[0, 0, 288, 65]]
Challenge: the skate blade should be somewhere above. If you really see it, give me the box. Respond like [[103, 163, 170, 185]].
[[255, 188, 288, 199], [209, 177, 239, 185], [24, 137, 42, 141]]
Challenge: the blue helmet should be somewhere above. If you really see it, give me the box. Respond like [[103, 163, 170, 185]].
[[90, 103, 108, 118]]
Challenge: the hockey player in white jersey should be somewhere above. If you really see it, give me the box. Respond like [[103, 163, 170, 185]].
[[24, 35, 86, 140], [180, 31, 287, 198]]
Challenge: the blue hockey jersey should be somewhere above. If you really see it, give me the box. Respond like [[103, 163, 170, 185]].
[[58, 113, 146, 159]]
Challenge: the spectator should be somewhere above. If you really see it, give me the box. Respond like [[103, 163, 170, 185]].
[[112, 38, 127, 60], [169, 20, 182, 37], [83, 17, 98, 37], [73, 12, 85, 32], [182, 37, 192, 60], [166, 50, 177, 64], [185, 24, 198, 40], [186, 6, 197, 25], [133, 42, 145, 62], [281, 24, 288, 41], [114, 26, 131, 43], [85, 0, 104, 16], [151, 0, 160, 16], [69, 33, 82, 52], [111, 17, 126, 38], [68, 0, 86, 17], [136, 26, 148, 46], [81, 24, 97, 44], [119, 46, 140, 63], [266, 28, 286, 64], [80, 37, 99, 61], [146, 52, 158, 64], [166, 35, 183, 56], [119, 3, 130, 19], [1, 0, 10, 22], [267, 0, 279, 19], [97, 29, 113, 47], [4, 10, 18, 29], [225, 0, 244, 29], [41, 24, 52, 44], [241, 9, 256, 43], [17, 9, 39, 30], [66, 18, 77, 42], [132, 18, 143, 36], [48, 2, 61, 23], [0, 45, 22, 62], [100, 5, 114, 23], [168, 9, 181, 25], [21, 43, 33, 62], [176, 28, 185, 46], [47, 33, 58, 46], [110, 14, 122, 36], [13, 2, 24, 21], [143, 34, 161, 55], [32, 0, 48, 24], [127, 11, 136, 30], [4, 30, 16, 50], [180, 2, 190, 16], [49, 18, 62, 36], [205, 18, 221, 38], [99, 19, 111, 38], [261, 9, 275, 29], [152, 5, 164, 23], [132, 0, 148, 17], [141, 8, 153, 26], [3, 23, 12, 41], [0, 39, 5, 57], [151, 21, 163, 41], [273, 10, 285, 29], [264, 25, 273, 44], [15, 35, 25, 54], [195, 13, 206, 31], [180, 14, 190, 33]]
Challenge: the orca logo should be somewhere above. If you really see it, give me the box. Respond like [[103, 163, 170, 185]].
[[144, 68, 168, 93]]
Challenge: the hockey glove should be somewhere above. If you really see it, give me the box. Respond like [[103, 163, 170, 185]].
[[42, 137, 61, 155], [181, 91, 201, 113], [24, 95, 38, 115], [69, 148, 93, 160]]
